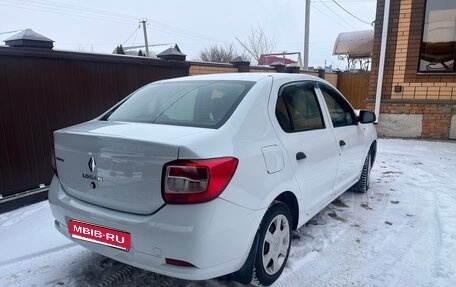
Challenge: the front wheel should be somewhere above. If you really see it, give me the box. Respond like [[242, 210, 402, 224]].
[[252, 201, 292, 286], [350, 152, 371, 193]]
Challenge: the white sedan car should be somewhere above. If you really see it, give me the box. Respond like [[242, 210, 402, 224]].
[[49, 73, 377, 286]]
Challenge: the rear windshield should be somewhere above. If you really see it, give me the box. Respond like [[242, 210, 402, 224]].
[[103, 80, 255, 128]]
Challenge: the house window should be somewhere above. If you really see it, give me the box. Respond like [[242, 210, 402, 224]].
[[419, 0, 456, 73]]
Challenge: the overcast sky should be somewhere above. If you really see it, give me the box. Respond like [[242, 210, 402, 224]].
[[0, 0, 376, 69]]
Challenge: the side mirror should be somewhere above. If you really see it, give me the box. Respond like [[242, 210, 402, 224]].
[[358, 110, 376, 124]]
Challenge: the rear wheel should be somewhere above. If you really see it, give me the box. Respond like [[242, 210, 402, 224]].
[[252, 201, 292, 286], [350, 152, 371, 193]]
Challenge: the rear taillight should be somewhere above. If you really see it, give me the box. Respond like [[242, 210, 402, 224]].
[[162, 157, 238, 204]]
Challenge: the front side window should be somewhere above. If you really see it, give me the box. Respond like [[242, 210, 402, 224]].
[[275, 82, 325, 132], [103, 80, 254, 128], [319, 84, 357, 128], [419, 0, 456, 73]]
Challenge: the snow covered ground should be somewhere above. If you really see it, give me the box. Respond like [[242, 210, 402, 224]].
[[1, 138, 455, 287]]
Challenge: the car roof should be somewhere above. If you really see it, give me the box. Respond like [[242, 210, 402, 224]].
[[157, 72, 323, 83]]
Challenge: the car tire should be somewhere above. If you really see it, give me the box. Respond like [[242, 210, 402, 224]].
[[251, 201, 292, 286], [350, 152, 371, 193]]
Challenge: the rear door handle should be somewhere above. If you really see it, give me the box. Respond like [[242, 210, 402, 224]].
[[339, 140, 346, 147], [296, 152, 307, 161]]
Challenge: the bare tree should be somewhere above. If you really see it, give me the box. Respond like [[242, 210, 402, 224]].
[[199, 43, 241, 63], [243, 26, 276, 64]]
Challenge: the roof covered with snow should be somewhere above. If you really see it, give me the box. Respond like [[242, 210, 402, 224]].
[[5, 29, 53, 42], [4, 29, 54, 49]]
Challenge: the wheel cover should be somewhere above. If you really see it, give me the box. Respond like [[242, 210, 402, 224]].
[[262, 214, 290, 275]]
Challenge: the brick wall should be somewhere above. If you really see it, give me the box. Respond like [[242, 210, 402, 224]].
[[368, 0, 396, 100], [250, 67, 276, 73], [370, 0, 456, 101], [367, 101, 456, 139], [369, 0, 456, 139], [189, 63, 238, 75]]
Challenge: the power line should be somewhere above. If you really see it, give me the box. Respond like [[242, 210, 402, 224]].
[[311, 3, 346, 29], [319, 0, 375, 2], [146, 19, 225, 44], [147, 25, 226, 45], [0, 0, 137, 26], [330, 0, 373, 26], [131, 26, 140, 45], [0, 0, 227, 46], [0, 29, 24, 35], [20, 0, 138, 22], [278, 40, 336, 44], [122, 25, 141, 46], [28, 0, 224, 43], [316, 1, 356, 30], [318, 1, 357, 30]]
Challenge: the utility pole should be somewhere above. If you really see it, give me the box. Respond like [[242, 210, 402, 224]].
[[141, 18, 150, 57], [304, 0, 311, 70]]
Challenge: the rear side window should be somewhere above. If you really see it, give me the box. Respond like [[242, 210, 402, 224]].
[[103, 80, 255, 128], [275, 82, 325, 132]]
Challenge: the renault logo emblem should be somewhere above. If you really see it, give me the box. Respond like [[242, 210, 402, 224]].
[[88, 157, 96, 172]]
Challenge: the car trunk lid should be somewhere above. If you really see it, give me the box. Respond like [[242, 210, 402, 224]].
[[54, 121, 207, 214]]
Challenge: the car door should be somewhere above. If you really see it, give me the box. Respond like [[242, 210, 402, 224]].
[[273, 81, 339, 215], [316, 83, 366, 193]]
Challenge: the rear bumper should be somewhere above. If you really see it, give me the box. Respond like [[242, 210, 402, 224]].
[[48, 176, 265, 280]]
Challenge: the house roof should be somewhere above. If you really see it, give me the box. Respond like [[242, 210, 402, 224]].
[[258, 55, 297, 66], [5, 29, 53, 42], [4, 29, 54, 49], [157, 46, 186, 61], [157, 47, 186, 57], [333, 30, 374, 58]]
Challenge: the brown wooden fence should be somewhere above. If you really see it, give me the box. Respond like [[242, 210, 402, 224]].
[[0, 47, 189, 198], [336, 71, 370, 109]]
